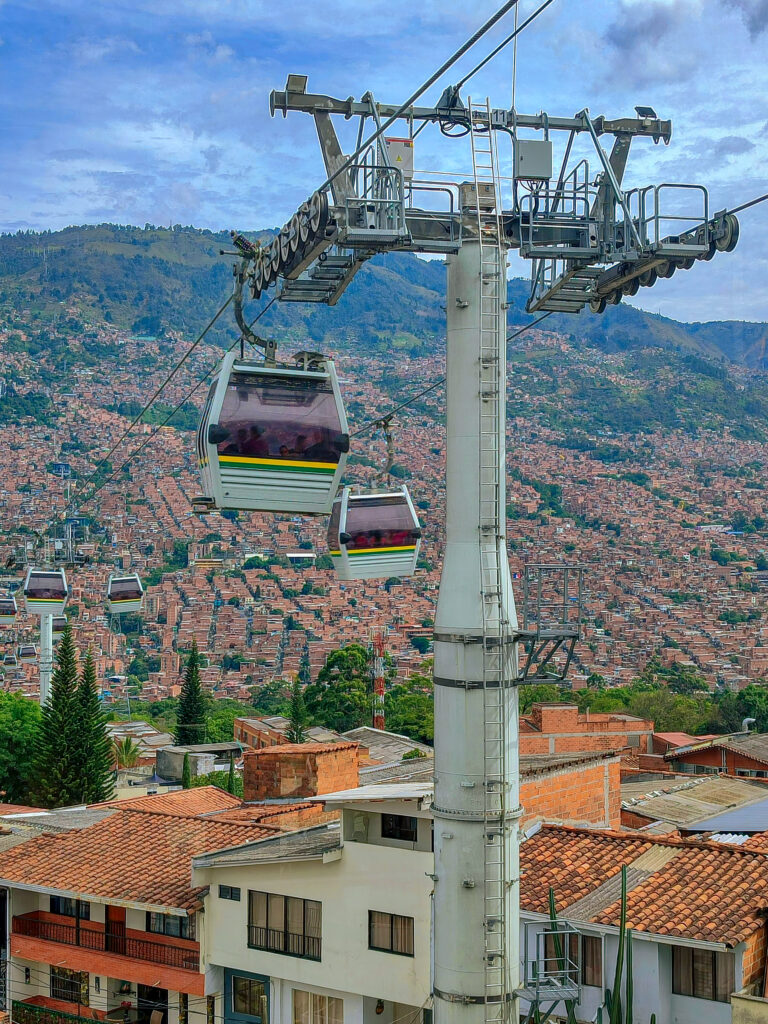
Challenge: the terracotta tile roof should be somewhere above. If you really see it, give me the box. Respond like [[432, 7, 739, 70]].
[[521, 825, 768, 947], [100, 786, 243, 817], [0, 809, 273, 912], [0, 804, 46, 815], [200, 803, 313, 823]]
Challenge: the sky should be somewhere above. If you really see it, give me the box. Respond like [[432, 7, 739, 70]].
[[1, 0, 767, 322]]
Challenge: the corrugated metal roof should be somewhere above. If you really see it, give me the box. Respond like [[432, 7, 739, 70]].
[[684, 795, 768, 834]]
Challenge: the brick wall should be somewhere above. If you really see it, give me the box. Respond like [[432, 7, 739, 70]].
[[742, 925, 767, 989], [243, 742, 359, 801], [520, 756, 620, 828], [521, 703, 653, 756]]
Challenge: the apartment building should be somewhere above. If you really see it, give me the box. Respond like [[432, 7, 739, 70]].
[[188, 784, 768, 1024]]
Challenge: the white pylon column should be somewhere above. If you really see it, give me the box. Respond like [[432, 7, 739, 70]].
[[39, 613, 53, 705], [433, 236, 520, 1024]]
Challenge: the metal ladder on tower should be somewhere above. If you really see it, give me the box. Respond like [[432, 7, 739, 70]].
[[468, 96, 510, 1024]]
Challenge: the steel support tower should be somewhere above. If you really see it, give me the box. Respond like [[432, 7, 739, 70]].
[[221, 61, 742, 1024]]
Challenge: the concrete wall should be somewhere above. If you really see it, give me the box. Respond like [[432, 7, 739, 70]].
[[196, 840, 432, 1009]]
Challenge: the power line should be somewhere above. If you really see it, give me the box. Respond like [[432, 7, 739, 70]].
[[455, 0, 557, 90], [316, 0, 522, 195], [69, 293, 235, 510], [66, 297, 277, 519], [350, 312, 553, 438]]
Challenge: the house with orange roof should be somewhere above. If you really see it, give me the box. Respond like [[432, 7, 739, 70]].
[[0, 788, 278, 1024]]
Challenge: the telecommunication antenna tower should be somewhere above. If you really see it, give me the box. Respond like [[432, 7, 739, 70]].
[[226, 30, 742, 1024], [371, 630, 386, 730]]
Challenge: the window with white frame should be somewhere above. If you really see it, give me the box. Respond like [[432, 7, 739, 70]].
[[292, 990, 343, 1024]]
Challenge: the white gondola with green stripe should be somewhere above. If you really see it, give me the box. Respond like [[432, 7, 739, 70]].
[[23, 568, 67, 616], [194, 350, 349, 515], [327, 486, 422, 581], [107, 573, 144, 614], [0, 595, 17, 625]]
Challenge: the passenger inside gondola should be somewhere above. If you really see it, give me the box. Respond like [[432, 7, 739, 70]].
[[344, 498, 420, 551], [217, 375, 346, 465]]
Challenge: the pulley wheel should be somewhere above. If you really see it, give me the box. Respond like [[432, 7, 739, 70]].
[[279, 230, 291, 264], [297, 205, 310, 245], [251, 259, 264, 297], [700, 240, 717, 261], [657, 261, 675, 279], [716, 213, 740, 253], [638, 267, 657, 287], [608, 290, 622, 305], [289, 214, 302, 254], [589, 296, 607, 314], [308, 190, 329, 236], [677, 257, 695, 271], [269, 238, 281, 275], [622, 277, 640, 297]]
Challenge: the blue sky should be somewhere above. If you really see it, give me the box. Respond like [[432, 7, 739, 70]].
[[2, 0, 767, 322]]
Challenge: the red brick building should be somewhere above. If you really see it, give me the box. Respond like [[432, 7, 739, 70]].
[[520, 703, 653, 756]]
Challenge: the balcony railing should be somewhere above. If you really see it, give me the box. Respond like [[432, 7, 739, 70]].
[[12, 1000, 96, 1024], [247, 924, 321, 961], [13, 915, 199, 972]]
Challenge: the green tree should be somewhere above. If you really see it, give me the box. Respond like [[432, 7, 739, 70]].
[[189, 768, 243, 798], [518, 683, 563, 713], [77, 648, 115, 803], [0, 692, 41, 803], [176, 641, 208, 745], [31, 625, 84, 807], [250, 679, 290, 715], [182, 752, 192, 789], [384, 675, 434, 744], [287, 679, 309, 743], [304, 644, 371, 732], [113, 736, 141, 768], [226, 755, 237, 794]]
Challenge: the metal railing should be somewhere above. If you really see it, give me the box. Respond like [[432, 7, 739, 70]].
[[12, 1000, 91, 1024], [12, 916, 199, 972], [247, 924, 321, 961]]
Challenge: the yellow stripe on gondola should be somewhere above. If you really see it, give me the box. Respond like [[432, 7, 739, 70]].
[[218, 455, 337, 471], [347, 545, 417, 556], [26, 598, 65, 603], [329, 551, 341, 557]]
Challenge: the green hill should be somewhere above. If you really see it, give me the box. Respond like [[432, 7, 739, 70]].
[[2, 222, 766, 366]]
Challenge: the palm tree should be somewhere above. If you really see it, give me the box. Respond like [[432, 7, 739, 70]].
[[113, 736, 141, 769]]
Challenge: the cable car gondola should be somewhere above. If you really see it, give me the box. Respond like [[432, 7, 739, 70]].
[[23, 568, 68, 616], [17, 644, 36, 664], [0, 596, 17, 625], [51, 616, 67, 640], [3, 653, 17, 668], [327, 487, 422, 581], [195, 350, 349, 515], [107, 574, 144, 615]]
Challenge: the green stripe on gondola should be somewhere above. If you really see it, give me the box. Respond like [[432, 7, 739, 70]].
[[347, 546, 416, 557], [218, 456, 336, 475]]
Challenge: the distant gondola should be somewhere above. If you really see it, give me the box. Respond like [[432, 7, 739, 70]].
[[0, 596, 17, 625], [195, 351, 349, 515], [23, 568, 68, 616], [17, 644, 36, 663], [51, 615, 67, 640], [3, 653, 17, 668], [107, 574, 144, 615], [327, 487, 422, 581]]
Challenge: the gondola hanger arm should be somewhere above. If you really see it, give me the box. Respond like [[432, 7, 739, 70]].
[[233, 259, 277, 364]]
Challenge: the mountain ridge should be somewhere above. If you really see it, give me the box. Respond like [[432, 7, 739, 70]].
[[1, 222, 766, 368]]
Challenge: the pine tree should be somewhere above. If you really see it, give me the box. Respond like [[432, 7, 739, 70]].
[[176, 641, 207, 745], [182, 752, 192, 789], [226, 755, 236, 794], [32, 624, 84, 807], [286, 678, 309, 744], [77, 648, 115, 803]]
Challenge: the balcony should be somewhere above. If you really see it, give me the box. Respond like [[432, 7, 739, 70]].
[[11, 912, 204, 997], [13, 914, 199, 971], [13, 998, 106, 1024]]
